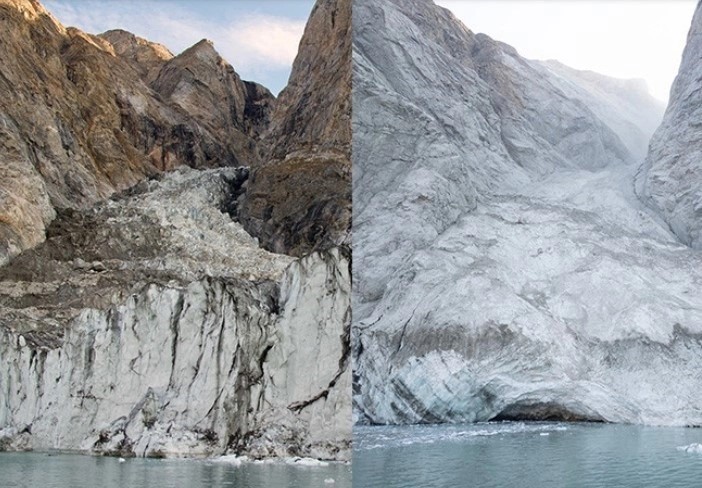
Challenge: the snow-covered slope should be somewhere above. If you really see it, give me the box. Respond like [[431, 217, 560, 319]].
[[354, 0, 701, 426]]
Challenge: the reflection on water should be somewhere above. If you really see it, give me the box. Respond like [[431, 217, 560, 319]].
[[354, 422, 702, 488], [0, 452, 350, 488]]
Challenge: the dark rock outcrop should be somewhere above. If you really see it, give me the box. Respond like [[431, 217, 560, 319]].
[[238, 0, 351, 257]]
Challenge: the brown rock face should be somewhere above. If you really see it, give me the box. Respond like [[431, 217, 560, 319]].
[[0, 0, 273, 265], [238, 0, 351, 256], [151, 39, 274, 167], [98, 29, 173, 84]]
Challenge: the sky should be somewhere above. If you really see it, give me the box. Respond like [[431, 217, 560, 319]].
[[436, 0, 697, 103], [43, 0, 316, 95]]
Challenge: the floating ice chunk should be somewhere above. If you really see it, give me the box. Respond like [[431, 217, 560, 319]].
[[210, 455, 249, 465], [324, 479, 336, 484], [286, 457, 330, 467], [677, 443, 702, 454]]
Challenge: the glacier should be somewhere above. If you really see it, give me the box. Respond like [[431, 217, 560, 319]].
[[353, 0, 702, 426], [0, 0, 352, 460], [0, 169, 351, 459]]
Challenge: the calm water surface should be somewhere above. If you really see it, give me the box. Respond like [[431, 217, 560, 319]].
[[0, 452, 350, 488], [354, 422, 702, 488]]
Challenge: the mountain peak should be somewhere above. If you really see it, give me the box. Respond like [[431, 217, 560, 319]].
[[0, 0, 49, 19], [0, 0, 65, 36], [99, 29, 173, 83], [100, 29, 173, 60], [181, 38, 219, 62], [193, 38, 214, 48]]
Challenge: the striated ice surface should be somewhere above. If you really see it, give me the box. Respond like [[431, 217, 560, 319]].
[[353, 0, 702, 427]]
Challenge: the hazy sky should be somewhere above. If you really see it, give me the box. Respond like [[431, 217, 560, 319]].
[[436, 0, 697, 103], [44, 0, 316, 95]]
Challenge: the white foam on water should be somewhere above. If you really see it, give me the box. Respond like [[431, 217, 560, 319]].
[[205, 455, 335, 468], [355, 422, 571, 451]]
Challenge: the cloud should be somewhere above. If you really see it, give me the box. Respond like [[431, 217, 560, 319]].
[[223, 15, 305, 69]]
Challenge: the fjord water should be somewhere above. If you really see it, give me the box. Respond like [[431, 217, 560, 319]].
[[354, 422, 702, 488], [0, 453, 351, 488]]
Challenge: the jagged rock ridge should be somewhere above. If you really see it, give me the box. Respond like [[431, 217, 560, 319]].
[[353, 0, 702, 427], [99, 29, 174, 84]]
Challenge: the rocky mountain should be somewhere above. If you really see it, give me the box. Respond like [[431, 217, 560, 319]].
[[238, 0, 351, 256], [98, 29, 174, 84], [354, 0, 702, 427], [150, 39, 274, 161], [0, 0, 351, 459], [0, 0, 272, 267], [637, 4, 702, 249]]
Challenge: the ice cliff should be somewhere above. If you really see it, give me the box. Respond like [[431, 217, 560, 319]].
[[353, 0, 702, 426], [0, 169, 350, 458], [0, 0, 351, 459]]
